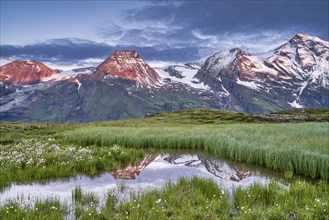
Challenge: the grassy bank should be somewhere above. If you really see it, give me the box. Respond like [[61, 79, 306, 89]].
[[2, 177, 328, 220], [113, 177, 329, 219], [0, 137, 144, 190], [1, 108, 328, 189], [65, 122, 329, 181], [1, 109, 328, 219], [0, 199, 68, 220]]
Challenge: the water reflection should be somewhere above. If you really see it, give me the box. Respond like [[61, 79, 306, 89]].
[[163, 155, 252, 182], [112, 154, 160, 179], [0, 153, 280, 206]]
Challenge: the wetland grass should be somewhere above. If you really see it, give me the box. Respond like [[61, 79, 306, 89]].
[[1, 109, 328, 219], [2, 177, 327, 219], [0, 199, 68, 220], [0, 138, 144, 190], [65, 123, 329, 180]]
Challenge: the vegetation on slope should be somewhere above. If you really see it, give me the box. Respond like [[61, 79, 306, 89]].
[[148, 108, 329, 123], [276, 108, 329, 120]]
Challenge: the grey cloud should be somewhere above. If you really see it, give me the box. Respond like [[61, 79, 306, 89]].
[[127, 4, 177, 24], [2, 1, 327, 66], [1, 38, 111, 63], [97, 0, 328, 55], [0, 38, 201, 66]]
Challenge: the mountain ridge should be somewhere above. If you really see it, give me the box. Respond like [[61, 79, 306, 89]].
[[0, 34, 328, 122]]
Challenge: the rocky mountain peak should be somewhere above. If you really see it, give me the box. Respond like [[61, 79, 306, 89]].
[[0, 60, 56, 85], [266, 34, 329, 77], [112, 50, 139, 59], [289, 34, 329, 46], [195, 48, 266, 84], [95, 50, 161, 86]]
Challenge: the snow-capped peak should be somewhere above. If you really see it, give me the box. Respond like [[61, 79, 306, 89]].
[[198, 48, 276, 82], [291, 33, 329, 46], [265, 34, 329, 83]]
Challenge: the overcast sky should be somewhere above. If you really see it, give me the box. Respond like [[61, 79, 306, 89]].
[[1, 0, 328, 69]]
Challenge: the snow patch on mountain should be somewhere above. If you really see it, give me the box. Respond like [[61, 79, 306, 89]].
[[246, 55, 278, 76], [288, 100, 304, 108], [41, 73, 76, 82], [295, 33, 329, 46], [203, 49, 238, 71], [159, 65, 210, 90], [236, 79, 261, 91], [75, 79, 82, 91], [298, 80, 309, 97], [309, 50, 329, 86], [220, 84, 230, 96]]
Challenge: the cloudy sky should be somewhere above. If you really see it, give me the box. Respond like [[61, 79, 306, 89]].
[[1, 0, 328, 69]]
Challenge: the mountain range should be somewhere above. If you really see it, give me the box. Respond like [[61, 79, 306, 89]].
[[0, 34, 328, 122]]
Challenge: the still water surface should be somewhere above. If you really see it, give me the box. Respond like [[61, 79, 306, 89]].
[[0, 153, 291, 206]]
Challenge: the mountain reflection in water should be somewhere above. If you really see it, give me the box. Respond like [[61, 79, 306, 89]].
[[111, 154, 252, 182], [1, 153, 277, 206], [112, 154, 160, 179]]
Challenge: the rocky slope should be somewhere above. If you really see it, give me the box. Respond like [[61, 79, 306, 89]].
[[95, 50, 162, 86], [0, 34, 328, 122], [163, 34, 328, 112], [0, 60, 56, 85], [265, 34, 329, 108]]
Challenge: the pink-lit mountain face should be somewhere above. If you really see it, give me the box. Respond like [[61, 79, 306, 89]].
[[171, 34, 328, 109], [196, 34, 328, 84], [0, 51, 162, 87], [95, 50, 162, 86], [265, 34, 329, 83], [0, 34, 328, 122], [0, 60, 56, 85]]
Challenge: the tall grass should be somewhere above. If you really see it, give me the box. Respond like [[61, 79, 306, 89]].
[[109, 178, 329, 219], [0, 199, 68, 220], [233, 181, 329, 219], [0, 139, 144, 190], [65, 123, 329, 180], [1, 178, 328, 219], [72, 186, 100, 219]]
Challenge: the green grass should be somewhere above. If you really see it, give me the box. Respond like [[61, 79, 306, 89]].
[[0, 122, 64, 145], [111, 178, 329, 220], [274, 108, 329, 121], [1, 108, 328, 188], [1, 108, 328, 219], [276, 108, 329, 116], [0, 199, 68, 220], [66, 177, 231, 220], [3, 177, 327, 219], [65, 123, 329, 180], [0, 137, 144, 190], [141, 108, 329, 124], [143, 109, 258, 124], [72, 186, 100, 219], [233, 180, 329, 219], [104, 177, 232, 220]]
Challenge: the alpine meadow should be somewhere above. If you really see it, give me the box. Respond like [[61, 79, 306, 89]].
[[1, 0, 329, 219]]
